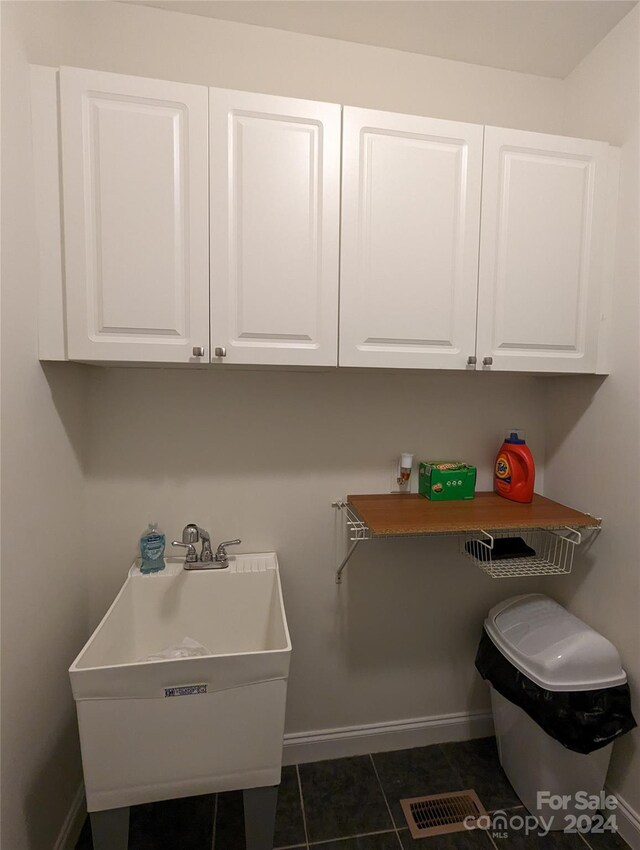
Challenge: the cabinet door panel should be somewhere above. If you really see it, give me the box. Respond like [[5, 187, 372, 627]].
[[340, 108, 483, 369], [210, 89, 340, 365], [60, 68, 209, 362], [477, 127, 609, 372]]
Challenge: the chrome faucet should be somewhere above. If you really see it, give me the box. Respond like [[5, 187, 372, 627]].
[[172, 524, 240, 570]]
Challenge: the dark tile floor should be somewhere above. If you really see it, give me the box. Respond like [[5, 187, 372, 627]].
[[75, 737, 631, 850]]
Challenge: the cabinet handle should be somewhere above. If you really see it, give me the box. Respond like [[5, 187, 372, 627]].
[[467, 356, 477, 366], [192, 346, 205, 357], [483, 356, 493, 366], [214, 346, 227, 358]]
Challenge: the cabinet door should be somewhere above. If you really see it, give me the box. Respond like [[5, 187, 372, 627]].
[[339, 108, 483, 369], [210, 88, 340, 366], [60, 68, 209, 362], [477, 127, 609, 372]]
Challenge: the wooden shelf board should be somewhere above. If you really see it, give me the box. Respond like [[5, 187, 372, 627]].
[[346, 492, 600, 537]]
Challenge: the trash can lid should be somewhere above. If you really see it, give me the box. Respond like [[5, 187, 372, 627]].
[[485, 594, 627, 692]]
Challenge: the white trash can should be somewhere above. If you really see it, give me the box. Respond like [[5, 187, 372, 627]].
[[481, 594, 632, 831]]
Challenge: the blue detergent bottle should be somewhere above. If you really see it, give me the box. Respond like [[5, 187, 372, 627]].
[[140, 523, 166, 573]]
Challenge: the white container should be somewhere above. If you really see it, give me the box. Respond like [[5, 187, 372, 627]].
[[70, 555, 291, 812], [485, 594, 626, 830]]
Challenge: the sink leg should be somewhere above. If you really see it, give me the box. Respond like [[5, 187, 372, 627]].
[[90, 806, 130, 850], [243, 785, 279, 850]]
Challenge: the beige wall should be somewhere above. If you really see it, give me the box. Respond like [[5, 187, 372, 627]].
[[86, 367, 549, 731], [0, 6, 89, 849], [545, 4, 640, 817], [15, 0, 566, 132], [1, 1, 637, 848]]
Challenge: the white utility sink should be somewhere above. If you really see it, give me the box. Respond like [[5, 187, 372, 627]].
[[70, 554, 291, 813]]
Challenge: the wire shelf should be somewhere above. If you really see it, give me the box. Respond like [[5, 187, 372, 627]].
[[332, 498, 600, 583], [459, 526, 581, 578]]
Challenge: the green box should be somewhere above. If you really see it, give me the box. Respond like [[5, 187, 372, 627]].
[[419, 461, 477, 501]]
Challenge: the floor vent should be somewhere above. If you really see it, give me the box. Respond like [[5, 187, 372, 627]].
[[400, 789, 488, 838]]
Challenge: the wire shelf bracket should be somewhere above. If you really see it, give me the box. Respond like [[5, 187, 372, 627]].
[[332, 500, 371, 583]]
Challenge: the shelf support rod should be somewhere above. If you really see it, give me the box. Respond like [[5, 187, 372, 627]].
[[336, 539, 361, 584]]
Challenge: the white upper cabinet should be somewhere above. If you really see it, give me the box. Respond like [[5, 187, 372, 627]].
[[209, 88, 341, 366], [42, 67, 617, 374], [477, 126, 610, 373], [339, 108, 484, 369], [60, 68, 209, 362]]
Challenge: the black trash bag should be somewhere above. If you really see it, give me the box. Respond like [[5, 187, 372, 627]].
[[475, 629, 637, 755]]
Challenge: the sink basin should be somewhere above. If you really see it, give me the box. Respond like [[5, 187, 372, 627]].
[[70, 554, 291, 812], [71, 555, 291, 699]]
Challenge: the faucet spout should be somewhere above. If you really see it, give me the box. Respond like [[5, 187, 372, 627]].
[[196, 526, 213, 563]]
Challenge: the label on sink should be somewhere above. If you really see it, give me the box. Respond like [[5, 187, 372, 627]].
[[164, 684, 208, 698]]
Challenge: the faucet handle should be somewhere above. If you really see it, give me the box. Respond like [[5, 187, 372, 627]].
[[172, 540, 198, 563], [215, 539, 241, 563]]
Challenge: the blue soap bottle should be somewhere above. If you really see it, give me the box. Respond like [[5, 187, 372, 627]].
[[140, 523, 166, 573]]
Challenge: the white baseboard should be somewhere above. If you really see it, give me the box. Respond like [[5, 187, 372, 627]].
[[609, 789, 640, 850], [54, 782, 86, 850], [282, 710, 495, 765]]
